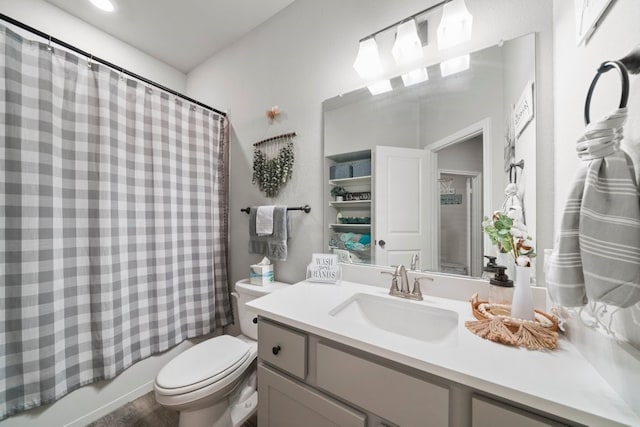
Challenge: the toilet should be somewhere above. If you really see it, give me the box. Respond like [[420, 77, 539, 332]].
[[154, 279, 289, 427]]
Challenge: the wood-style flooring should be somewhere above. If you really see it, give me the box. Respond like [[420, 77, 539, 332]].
[[87, 391, 257, 427]]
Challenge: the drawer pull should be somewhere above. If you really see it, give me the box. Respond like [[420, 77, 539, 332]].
[[252, 317, 258, 324], [272, 345, 281, 355]]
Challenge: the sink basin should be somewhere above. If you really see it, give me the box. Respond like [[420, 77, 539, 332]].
[[329, 293, 458, 343]]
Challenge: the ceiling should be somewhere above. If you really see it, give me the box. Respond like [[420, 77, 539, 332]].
[[43, 0, 296, 73]]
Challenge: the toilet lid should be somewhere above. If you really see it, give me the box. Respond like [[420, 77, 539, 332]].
[[156, 335, 250, 389]]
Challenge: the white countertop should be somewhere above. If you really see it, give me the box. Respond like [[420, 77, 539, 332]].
[[247, 280, 640, 427]]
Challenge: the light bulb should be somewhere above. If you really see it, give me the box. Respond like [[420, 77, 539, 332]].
[[353, 38, 383, 80], [392, 19, 424, 66], [437, 0, 473, 50], [440, 54, 470, 77]]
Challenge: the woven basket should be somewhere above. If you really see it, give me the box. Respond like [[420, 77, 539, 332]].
[[470, 293, 559, 332], [466, 293, 559, 350]]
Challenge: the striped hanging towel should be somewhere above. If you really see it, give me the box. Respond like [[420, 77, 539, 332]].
[[547, 108, 640, 308]]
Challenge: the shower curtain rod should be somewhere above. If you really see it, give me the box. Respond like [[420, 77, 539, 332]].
[[0, 14, 226, 117]]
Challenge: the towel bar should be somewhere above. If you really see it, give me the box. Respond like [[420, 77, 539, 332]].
[[241, 205, 311, 214]]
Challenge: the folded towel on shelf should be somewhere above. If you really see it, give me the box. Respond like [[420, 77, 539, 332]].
[[256, 205, 275, 235], [249, 206, 289, 261], [547, 108, 640, 308]]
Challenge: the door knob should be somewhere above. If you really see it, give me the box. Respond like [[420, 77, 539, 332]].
[[378, 239, 386, 247], [252, 317, 258, 324]]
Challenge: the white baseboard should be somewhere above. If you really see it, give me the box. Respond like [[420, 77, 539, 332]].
[[63, 380, 155, 427]]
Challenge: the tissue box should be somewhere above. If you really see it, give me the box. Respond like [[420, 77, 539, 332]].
[[250, 264, 274, 285]]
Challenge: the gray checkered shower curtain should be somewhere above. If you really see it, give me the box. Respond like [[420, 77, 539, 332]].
[[0, 25, 232, 419]]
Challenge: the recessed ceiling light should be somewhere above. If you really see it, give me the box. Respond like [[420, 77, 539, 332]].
[[89, 0, 116, 12]]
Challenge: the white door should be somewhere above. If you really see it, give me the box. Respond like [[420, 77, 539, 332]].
[[374, 146, 431, 269]]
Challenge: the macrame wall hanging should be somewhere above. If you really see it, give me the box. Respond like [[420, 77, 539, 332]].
[[252, 132, 296, 197]]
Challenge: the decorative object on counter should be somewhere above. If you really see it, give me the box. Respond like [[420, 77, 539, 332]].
[[488, 265, 514, 306], [250, 257, 274, 285], [465, 294, 559, 351], [330, 185, 348, 201], [512, 264, 535, 320], [266, 105, 281, 123], [547, 60, 640, 309], [306, 253, 341, 284], [483, 209, 536, 319], [252, 132, 296, 197]]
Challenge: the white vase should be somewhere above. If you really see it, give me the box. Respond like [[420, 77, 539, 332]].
[[511, 266, 535, 320]]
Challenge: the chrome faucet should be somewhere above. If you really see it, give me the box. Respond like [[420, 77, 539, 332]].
[[410, 253, 419, 270], [381, 265, 432, 301]]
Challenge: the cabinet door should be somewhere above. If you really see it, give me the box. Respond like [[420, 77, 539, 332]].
[[472, 396, 568, 427], [316, 343, 449, 427], [258, 363, 366, 427]]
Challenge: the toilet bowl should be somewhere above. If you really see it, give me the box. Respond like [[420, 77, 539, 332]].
[[154, 279, 289, 427]]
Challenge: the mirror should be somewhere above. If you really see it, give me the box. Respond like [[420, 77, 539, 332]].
[[323, 33, 537, 279]]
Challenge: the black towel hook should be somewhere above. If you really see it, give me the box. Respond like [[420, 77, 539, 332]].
[[584, 60, 629, 125]]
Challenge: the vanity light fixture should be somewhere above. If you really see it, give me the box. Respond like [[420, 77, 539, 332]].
[[353, 37, 383, 80], [391, 19, 424, 66], [354, 0, 473, 93], [89, 0, 116, 12], [437, 0, 473, 50], [440, 54, 470, 77]]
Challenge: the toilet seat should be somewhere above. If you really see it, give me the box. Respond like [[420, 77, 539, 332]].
[[155, 335, 251, 396]]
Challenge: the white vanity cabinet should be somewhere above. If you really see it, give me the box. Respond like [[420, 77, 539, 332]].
[[257, 317, 578, 427]]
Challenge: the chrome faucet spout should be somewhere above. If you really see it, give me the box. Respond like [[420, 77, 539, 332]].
[[410, 253, 419, 270], [382, 264, 424, 301], [395, 264, 410, 294]]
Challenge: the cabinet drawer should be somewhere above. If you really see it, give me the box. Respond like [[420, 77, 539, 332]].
[[258, 319, 307, 380], [316, 343, 449, 427], [472, 396, 568, 427], [258, 363, 366, 427]]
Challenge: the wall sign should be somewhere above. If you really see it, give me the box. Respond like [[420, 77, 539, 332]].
[[306, 253, 340, 283], [513, 81, 534, 138], [575, 0, 614, 46]]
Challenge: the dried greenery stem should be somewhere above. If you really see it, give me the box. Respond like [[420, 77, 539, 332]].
[[252, 141, 294, 197]]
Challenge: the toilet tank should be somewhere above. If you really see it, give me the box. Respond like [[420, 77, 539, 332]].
[[234, 279, 290, 340]]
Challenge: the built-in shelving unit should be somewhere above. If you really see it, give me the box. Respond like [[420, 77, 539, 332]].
[[325, 150, 373, 263]]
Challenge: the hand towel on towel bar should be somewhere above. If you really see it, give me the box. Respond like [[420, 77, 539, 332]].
[[547, 108, 640, 308], [249, 206, 289, 261], [256, 205, 275, 235]]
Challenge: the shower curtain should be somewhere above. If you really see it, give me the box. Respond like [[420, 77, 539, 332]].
[[0, 25, 232, 419]]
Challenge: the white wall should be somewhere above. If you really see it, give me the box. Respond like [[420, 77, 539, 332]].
[[552, 0, 640, 413], [0, 0, 186, 92], [187, 0, 554, 291], [0, 1, 198, 426]]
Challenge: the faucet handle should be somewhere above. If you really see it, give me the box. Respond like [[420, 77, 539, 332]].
[[381, 271, 400, 294], [411, 276, 434, 300]]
